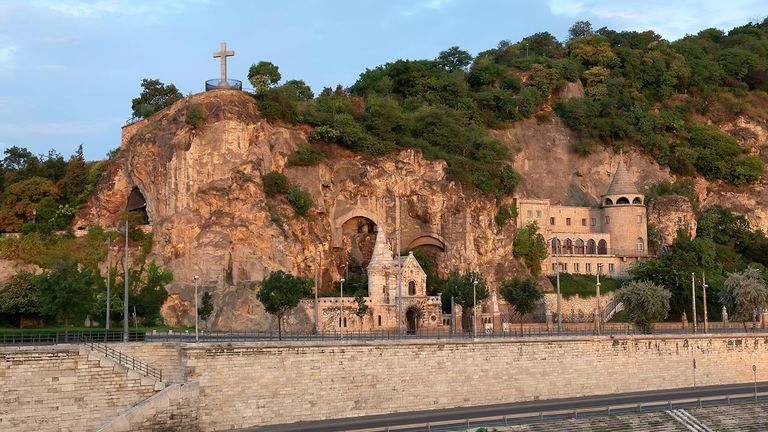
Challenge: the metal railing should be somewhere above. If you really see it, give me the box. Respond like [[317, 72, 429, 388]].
[[0, 331, 145, 345], [85, 340, 162, 382], [205, 78, 243, 91]]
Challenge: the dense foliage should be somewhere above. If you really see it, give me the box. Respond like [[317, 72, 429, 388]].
[[546, 273, 623, 299], [441, 270, 489, 331], [131, 78, 183, 119], [631, 206, 768, 320], [0, 145, 107, 233], [512, 221, 548, 276], [718, 268, 768, 326], [615, 280, 671, 332]]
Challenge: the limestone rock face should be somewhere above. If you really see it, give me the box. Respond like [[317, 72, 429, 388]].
[[75, 91, 768, 330], [647, 196, 697, 247], [75, 91, 518, 330]]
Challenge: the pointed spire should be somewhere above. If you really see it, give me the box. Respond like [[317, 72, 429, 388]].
[[367, 228, 393, 269], [605, 157, 638, 195]]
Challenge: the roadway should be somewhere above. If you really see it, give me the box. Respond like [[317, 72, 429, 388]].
[[245, 381, 768, 432]]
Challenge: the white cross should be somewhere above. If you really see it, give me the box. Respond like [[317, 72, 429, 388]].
[[212, 42, 235, 85]]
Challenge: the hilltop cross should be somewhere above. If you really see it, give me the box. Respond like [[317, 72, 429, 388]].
[[213, 42, 235, 85]]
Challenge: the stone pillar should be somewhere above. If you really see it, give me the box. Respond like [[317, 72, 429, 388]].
[[722, 306, 728, 325], [681, 310, 688, 330]]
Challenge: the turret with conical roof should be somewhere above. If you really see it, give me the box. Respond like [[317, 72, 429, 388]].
[[366, 227, 394, 302], [599, 157, 648, 257]]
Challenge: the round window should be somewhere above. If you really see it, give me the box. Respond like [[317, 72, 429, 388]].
[[430, 315, 437, 322]]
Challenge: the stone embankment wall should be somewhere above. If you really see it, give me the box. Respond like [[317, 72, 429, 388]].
[[0, 345, 159, 431], [97, 382, 199, 432], [183, 335, 768, 430], [4, 335, 768, 431]]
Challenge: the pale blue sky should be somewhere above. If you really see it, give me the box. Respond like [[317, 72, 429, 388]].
[[0, 0, 765, 160]]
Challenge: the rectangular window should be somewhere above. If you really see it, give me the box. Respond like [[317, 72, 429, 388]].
[[637, 215, 642, 224], [527, 210, 533, 218], [605, 216, 610, 224], [608, 263, 615, 273], [536, 210, 542, 218], [581, 218, 587, 226], [585, 263, 592, 273], [562, 263, 568, 272], [552, 263, 558, 272], [597, 263, 604, 274], [573, 263, 580, 273], [566, 218, 571, 226], [591, 218, 596, 226], [550, 217, 555, 225]]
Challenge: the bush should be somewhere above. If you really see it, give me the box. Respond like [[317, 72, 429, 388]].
[[286, 185, 313, 216], [288, 141, 324, 166], [185, 104, 205, 129], [308, 126, 342, 144], [262, 172, 290, 197], [495, 203, 518, 227]]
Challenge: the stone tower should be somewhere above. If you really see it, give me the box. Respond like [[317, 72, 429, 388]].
[[600, 158, 648, 256], [367, 228, 395, 304]]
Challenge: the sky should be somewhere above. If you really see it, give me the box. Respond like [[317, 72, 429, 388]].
[[0, 0, 766, 160]]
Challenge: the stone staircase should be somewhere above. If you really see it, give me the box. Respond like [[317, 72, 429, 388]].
[[601, 298, 624, 322], [81, 344, 165, 392]]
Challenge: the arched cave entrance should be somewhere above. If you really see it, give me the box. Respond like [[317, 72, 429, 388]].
[[330, 216, 378, 293], [126, 187, 149, 224]]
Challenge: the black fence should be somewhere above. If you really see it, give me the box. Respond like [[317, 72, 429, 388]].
[[1, 325, 765, 346], [86, 340, 162, 382]]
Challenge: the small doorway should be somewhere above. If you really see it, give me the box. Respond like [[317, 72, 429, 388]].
[[406, 308, 418, 334]]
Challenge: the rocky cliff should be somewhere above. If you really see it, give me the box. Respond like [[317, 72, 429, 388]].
[[75, 89, 767, 330]]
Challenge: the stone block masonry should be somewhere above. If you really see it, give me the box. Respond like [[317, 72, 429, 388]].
[[97, 381, 199, 432], [0, 344, 159, 432], [183, 335, 768, 430], [3, 335, 768, 431]]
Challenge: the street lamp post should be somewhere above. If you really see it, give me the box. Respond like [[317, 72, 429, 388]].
[[692, 272, 697, 334], [340, 278, 345, 340], [753, 364, 758, 402], [702, 271, 709, 333], [122, 219, 129, 343], [313, 252, 320, 335], [473, 280, 478, 338], [525, 43, 529, 57], [595, 273, 601, 335], [193, 275, 200, 343], [105, 237, 111, 330], [554, 239, 562, 333]]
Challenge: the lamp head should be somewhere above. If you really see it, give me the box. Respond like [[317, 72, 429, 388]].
[[340, 278, 345, 283], [193, 275, 200, 281]]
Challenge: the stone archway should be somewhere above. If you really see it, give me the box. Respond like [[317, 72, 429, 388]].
[[126, 187, 149, 224], [406, 307, 418, 334]]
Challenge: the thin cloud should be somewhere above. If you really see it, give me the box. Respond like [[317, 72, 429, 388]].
[[31, 0, 211, 19], [548, 0, 767, 40], [0, 43, 19, 75]]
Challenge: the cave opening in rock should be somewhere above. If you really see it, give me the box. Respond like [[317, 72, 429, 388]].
[[126, 187, 149, 225]]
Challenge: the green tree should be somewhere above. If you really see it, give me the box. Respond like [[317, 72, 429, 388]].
[[60, 144, 88, 204], [198, 291, 214, 328], [568, 20, 594, 40], [130, 260, 172, 326], [34, 258, 98, 331], [248, 61, 282, 95], [615, 280, 671, 333], [0, 176, 59, 232], [719, 268, 768, 329], [437, 46, 473, 72], [256, 270, 312, 340], [513, 221, 548, 276], [0, 271, 42, 326], [278, 79, 314, 101], [131, 78, 182, 119], [441, 271, 489, 331], [500, 276, 543, 333], [353, 291, 369, 331]]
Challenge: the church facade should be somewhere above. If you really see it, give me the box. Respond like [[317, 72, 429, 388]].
[[301, 228, 445, 333], [515, 159, 650, 278]]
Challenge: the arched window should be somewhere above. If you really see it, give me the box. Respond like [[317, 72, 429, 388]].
[[564, 239, 573, 254], [408, 281, 416, 296], [574, 239, 585, 254], [616, 197, 630, 204], [598, 239, 608, 255], [636, 238, 644, 252], [604, 198, 613, 206], [632, 197, 642, 204], [551, 238, 562, 254], [586, 239, 596, 254]]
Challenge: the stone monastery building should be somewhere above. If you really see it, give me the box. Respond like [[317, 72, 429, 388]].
[[516, 159, 649, 278]]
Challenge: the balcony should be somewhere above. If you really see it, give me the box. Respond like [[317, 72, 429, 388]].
[[205, 79, 243, 91]]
